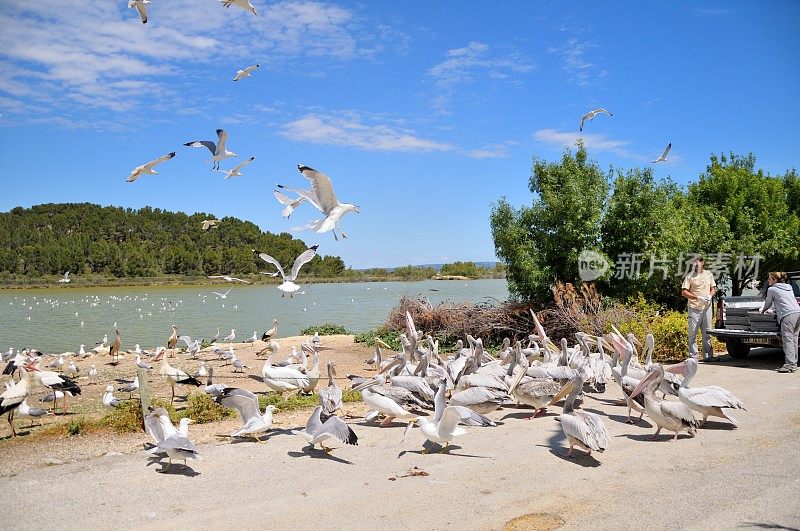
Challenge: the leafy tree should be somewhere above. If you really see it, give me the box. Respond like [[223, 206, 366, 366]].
[[440, 261, 481, 279]]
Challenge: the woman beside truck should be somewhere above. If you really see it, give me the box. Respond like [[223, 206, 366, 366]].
[[760, 271, 800, 373]]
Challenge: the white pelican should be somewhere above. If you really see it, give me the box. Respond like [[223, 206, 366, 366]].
[[353, 376, 418, 426], [579, 108, 613, 131], [215, 156, 254, 179], [277, 164, 359, 241], [128, 0, 150, 24], [652, 142, 672, 163], [273, 189, 306, 219], [184, 129, 237, 170], [548, 372, 611, 457], [201, 219, 220, 231], [216, 388, 275, 441], [403, 380, 495, 453], [126, 152, 176, 182], [262, 353, 310, 393], [220, 0, 257, 15], [233, 64, 259, 81], [159, 356, 201, 403], [668, 358, 746, 426], [319, 360, 342, 419], [58, 271, 71, 283], [294, 406, 357, 452], [508, 344, 561, 418], [255, 245, 318, 297], [630, 363, 698, 441], [301, 351, 321, 394]]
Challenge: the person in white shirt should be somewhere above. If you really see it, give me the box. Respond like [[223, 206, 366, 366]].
[[681, 256, 717, 361]]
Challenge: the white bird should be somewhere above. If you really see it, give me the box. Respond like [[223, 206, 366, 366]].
[[102, 385, 123, 409], [215, 156, 255, 180], [233, 64, 259, 81], [184, 129, 237, 170], [128, 0, 150, 24], [294, 406, 357, 452], [159, 356, 201, 403], [211, 288, 232, 299], [144, 407, 200, 469], [669, 358, 746, 427], [220, 0, 257, 15], [273, 190, 307, 219], [222, 329, 236, 342], [255, 245, 318, 298], [579, 108, 613, 131], [127, 152, 177, 182], [215, 388, 275, 440], [261, 319, 278, 341], [17, 398, 49, 427], [277, 164, 359, 241], [652, 142, 672, 163], [549, 372, 611, 457], [58, 271, 71, 283], [88, 365, 98, 383], [243, 331, 258, 344], [136, 354, 152, 370], [201, 219, 220, 231], [353, 376, 418, 426], [117, 375, 140, 398], [262, 353, 310, 393], [48, 355, 64, 370], [208, 275, 251, 284]]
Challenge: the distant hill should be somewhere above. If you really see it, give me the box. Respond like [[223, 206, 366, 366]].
[[0, 203, 346, 278], [362, 261, 501, 272]]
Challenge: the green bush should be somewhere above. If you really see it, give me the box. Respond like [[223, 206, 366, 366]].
[[354, 326, 402, 350], [183, 392, 235, 423], [300, 323, 351, 336]]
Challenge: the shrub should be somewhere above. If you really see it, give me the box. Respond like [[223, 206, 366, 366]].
[[300, 323, 351, 336], [183, 392, 235, 423], [354, 326, 402, 351], [101, 400, 145, 433]]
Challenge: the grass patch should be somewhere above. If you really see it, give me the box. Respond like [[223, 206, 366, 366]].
[[354, 326, 402, 350], [299, 323, 351, 336], [182, 392, 236, 423], [253, 389, 362, 414]]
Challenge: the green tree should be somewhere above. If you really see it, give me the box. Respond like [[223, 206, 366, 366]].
[[440, 261, 481, 279]]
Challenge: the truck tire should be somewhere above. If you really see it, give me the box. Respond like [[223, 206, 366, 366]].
[[726, 340, 750, 360]]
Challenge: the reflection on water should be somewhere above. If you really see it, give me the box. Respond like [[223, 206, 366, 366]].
[[0, 279, 508, 353]]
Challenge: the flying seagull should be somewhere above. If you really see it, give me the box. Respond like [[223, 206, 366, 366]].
[[58, 271, 71, 284], [128, 0, 150, 24], [201, 219, 220, 231], [208, 275, 251, 284], [215, 156, 255, 179], [233, 64, 260, 81], [254, 245, 318, 297], [220, 0, 258, 15], [579, 108, 613, 132], [277, 164, 359, 241], [652, 143, 672, 163], [127, 152, 177, 182], [184, 129, 237, 170], [273, 190, 306, 219], [211, 288, 232, 299]]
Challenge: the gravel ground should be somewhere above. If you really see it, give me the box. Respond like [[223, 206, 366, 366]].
[[2, 346, 799, 530]]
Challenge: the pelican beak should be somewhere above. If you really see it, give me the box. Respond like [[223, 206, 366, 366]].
[[353, 379, 377, 392], [375, 338, 392, 349], [600, 338, 614, 351], [331, 364, 338, 377], [378, 357, 403, 375], [629, 370, 658, 399], [631, 335, 643, 347], [548, 379, 575, 407], [401, 418, 418, 444], [666, 360, 688, 376]]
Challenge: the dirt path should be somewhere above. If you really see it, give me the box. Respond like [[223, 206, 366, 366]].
[[2, 348, 799, 529]]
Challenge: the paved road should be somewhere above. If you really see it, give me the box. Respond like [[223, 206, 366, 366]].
[[3, 350, 799, 530]]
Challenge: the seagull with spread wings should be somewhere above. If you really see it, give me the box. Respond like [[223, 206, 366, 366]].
[[273, 189, 306, 219], [220, 0, 258, 15], [294, 406, 358, 453], [215, 156, 254, 179], [254, 245, 318, 297], [184, 129, 237, 170], [652, 142, 672, 163], [277, 164, 359, 241], [233, 64, 259, 81], [127, 152, 176, 182], [579, 108, 613, 131], [128, 0, 150, 24], [201, 219, 220, 231], [207, 275, 251, 284]]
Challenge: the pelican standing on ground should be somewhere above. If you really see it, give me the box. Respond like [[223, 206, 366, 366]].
[[319, 360, 342, 419], [668, 358, 746, 427], [548, 372, 611, 457], [127, 152, 176, 182], [630, 363, 698, 441], [277, 164, 359, 241], [254, 246, 318, 298], [184, 129, 237, 171], [262, 353, 310, 393], [353, 376, 418, 426]]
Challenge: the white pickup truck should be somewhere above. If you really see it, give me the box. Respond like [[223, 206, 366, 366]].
[[708, 271, 800, 359]]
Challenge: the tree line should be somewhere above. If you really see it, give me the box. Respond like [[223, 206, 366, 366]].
[[491, 145, 799, 308], [0, 203, 346, 278]]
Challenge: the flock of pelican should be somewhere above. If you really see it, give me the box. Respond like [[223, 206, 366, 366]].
[[1, 308, 746, 470]]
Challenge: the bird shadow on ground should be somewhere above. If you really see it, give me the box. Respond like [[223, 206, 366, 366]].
[[499, 411, 542, 421], [221, 428, 295, 444], [247, 375, 263, 384], [617, 432, 693, 442], [739, 521, 800, 530], [287, 446, 353, 465], [587, 396, 627, 407], [396, 442, 489, 459], [146, 456, 201, 476], [698, 420, 737, 431], [547, 448, 602, 467], [604, 413, 652, 428]]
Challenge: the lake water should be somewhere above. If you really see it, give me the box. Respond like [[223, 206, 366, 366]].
[[0, 279, 508, 353]]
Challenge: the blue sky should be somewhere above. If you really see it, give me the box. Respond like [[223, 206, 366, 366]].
[[1, 1, 798, 269]]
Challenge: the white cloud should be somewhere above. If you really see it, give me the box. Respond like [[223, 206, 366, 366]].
[[533, 128, 640, 159], [548, 39, 606, 87], [465, 141, 516, 159], [280, 113, 455, 152]]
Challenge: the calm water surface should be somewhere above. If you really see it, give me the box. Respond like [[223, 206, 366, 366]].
[[0, 279, 508, 353]]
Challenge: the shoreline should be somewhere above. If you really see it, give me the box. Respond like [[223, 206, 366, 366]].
[[0, 274, 506, 290]]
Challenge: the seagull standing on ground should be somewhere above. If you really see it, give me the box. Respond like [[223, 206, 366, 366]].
[[579, 108, 613, 131], [128, 0, 150, 24], [220, 0, 258, 15], [233, 64, 259, 81], [254, 245, 318, 297], [127, 152, 177, 182], [184, 129, 237, 170], [222, 329, 236, 342], [277, 164, 359, 241], [215, 156, 255, 179], [652, 143, 672, 163]]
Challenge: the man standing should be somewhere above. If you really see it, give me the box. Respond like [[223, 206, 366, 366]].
[[681, 256, 717, 361]]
